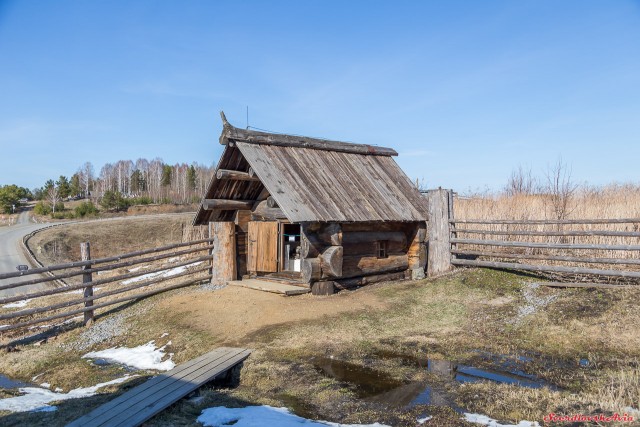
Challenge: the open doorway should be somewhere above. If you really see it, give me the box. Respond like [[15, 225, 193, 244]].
[[280, 223, 301, 274], [247, 221, 301, 279]]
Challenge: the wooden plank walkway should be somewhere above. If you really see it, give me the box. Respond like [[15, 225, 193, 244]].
[[67, 347, 251, 427], [228, 279, 310, 295]]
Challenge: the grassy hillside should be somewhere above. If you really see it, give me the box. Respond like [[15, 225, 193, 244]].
[[27, 214, 206, 265]]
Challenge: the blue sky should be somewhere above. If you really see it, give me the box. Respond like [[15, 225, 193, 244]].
[[0, 1, 639, 192]]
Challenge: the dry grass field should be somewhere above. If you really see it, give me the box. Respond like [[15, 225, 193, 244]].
[[455, 184, 640, 221], [453, 185, 640, 280], [27, 214, 205, 265]]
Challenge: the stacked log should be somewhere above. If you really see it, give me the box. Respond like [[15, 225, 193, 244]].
[[407, 224, 427, 279]]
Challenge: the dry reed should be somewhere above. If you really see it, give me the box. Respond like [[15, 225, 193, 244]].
[[452, 184, 640, 281]]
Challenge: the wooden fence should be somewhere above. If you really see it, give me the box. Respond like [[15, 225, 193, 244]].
[[0, 238, 214, 335], [426, 189, 640, 284]]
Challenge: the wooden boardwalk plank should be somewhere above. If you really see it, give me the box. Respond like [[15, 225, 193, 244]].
[[103, 350, 251, 427], [67, 347, 251, 427], [68, 348, 230, 424], [228, 279, 310, 295]]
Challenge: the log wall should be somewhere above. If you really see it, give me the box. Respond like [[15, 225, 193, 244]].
[[301, 221, 426, 288]]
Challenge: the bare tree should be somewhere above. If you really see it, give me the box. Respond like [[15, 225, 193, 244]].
[[545, 158, 579, 220], [504, 165, 538, 196], [78, 161, 94, 198], [47, 185, 60, 214]]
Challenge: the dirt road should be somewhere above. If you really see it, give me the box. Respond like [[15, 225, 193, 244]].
[[0, 211, 53, 298]]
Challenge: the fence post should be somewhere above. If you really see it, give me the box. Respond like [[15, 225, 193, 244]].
[[81, 242, 94, 326], [209, 222, 236, 284], [427, 188, 454, 277], [208, 222, 214, 279]]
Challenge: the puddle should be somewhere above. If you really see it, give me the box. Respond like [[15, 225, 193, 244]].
[[311, 357, 404, 398], [0, 374, 30, 389], [311, 351, 559, 411]]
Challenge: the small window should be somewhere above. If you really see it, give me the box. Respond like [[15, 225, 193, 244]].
[[375, 240, 388, 259]]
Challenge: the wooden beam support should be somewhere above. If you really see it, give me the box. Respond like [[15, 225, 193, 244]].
[[202, 199, 255, 210], [210, 222, 237, 284], [216, 169, 261, 182], [320, 246, 343, 278]]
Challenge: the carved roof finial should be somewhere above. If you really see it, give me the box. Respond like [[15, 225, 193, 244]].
[[220, 111, 230, 128]]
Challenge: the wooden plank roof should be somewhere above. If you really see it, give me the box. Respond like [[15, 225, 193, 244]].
[[193, 114, 428, 224]]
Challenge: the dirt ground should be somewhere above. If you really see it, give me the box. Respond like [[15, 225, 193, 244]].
[[158, 284, 389, 346]]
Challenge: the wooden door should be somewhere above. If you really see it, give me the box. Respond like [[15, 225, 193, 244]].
[[247, 221, 279, 273]]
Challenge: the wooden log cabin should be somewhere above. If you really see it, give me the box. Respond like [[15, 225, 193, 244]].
[[193, 113, 429, 295]]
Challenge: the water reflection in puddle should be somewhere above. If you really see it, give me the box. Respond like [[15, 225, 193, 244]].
[[311, 351, 559, 410], [0, 374, 30, 389]]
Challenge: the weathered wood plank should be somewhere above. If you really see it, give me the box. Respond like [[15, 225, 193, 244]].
[[427, 189, 453, 276], [251, 200, 287, 221], [334, 271, 406, 289], [451, 238, 640, 251], [341, 254, 408, 279], [228, 279, 310, 296], [203, 199, 255, 210], [453, 228, 640, 238], [0, 274, 212, 332], [312, 281, 335, 295], [0, 238, 213, 281], [539, 282, 636, 289], [319, 246, 343, 278], [81, 242, 94, 326], [210, 222, 236, 284], [68, 348, 229, 424], [302, 257, 321, 283], [342, 231, 407, 256], [452, 218, 640, 225], [451, 249, 640, 266], [0, 265, 211, 322], [247, 221, 278, 273], [452, 258, 640, 279], [0, 254, 212, 305], [216, 169, 261, 182], [220, 113, 397, 156], [68, 348, 251, 427]]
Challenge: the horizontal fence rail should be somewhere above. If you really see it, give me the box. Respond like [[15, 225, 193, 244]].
[[449, 216, 640, 284], [0, 237, 214, 334], [0, 238, 214, 281], [451, 218, 640, 225], [450, 238, 640, 251]]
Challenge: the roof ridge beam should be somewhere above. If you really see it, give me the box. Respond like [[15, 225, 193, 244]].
[[218, 111, 397, 157]]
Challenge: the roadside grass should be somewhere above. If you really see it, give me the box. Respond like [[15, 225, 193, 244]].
[[27, 215, 193, 264], [0, 213, 18, 227], [1, 268, 639, 426]]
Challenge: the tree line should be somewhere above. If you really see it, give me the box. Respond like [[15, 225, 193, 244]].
[[0, 159, 215, 215]]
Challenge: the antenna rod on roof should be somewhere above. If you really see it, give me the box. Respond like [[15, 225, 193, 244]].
[[246, 106, 249, 130]]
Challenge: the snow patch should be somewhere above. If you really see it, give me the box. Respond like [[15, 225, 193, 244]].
[[121, 262, 203, 285], [83, 340, 175, 371], [417, 415, 432, 424], [464, 413, 540, 427], [0, 375, 133, 413], [3, 299, 31, 308], [160, 332, 169, 338], [197, 405, 389, 427], [40, 383, 50, 389]]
